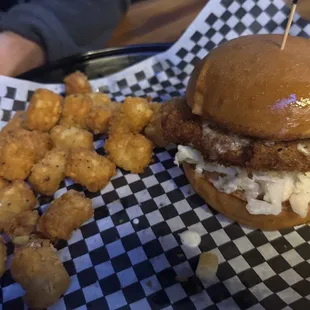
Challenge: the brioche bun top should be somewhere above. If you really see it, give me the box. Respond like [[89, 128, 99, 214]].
[[187, 34, 310, 141]]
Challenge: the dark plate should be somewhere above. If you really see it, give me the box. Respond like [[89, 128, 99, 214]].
[[18, 43, 172, 84]]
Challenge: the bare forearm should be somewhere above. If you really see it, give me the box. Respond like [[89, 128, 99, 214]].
[[0, 31, 45, 77]]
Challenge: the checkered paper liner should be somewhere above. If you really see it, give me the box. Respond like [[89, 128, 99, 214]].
[[1, 0, 310, 309]]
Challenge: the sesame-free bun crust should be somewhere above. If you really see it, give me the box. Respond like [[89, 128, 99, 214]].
[[183, 163, 310, 230], [187, 34, 310, 141]]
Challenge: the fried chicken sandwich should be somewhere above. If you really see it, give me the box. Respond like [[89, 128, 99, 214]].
[[161, 34, 310, 230]]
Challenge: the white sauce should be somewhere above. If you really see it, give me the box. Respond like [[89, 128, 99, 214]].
[[202, 122, 250, 154], [132, 218, 139, 225], [179, 230, 201, 247], [175, 145, 310, 218], [297, 143, 310, 156]]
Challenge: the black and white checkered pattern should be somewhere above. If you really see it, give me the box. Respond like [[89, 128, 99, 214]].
[[2, 0, 310, 309]]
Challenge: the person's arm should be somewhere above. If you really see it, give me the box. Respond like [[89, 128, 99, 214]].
[[0, 32, 45, 77], [0, 0, 130, 76]]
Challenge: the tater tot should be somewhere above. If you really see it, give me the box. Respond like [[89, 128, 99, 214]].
[[144, 103, 169, 147], [64, 71, 92, 95], [5, 128, 53, 163], [0, 111, 25, 137], [30, 130, 54, 162], [85, 93, 121, 134], [11, 237, 70, 309], [3, 210, 39, 246], [108, 111, 131, 136], [0, 134, 36, 180], [50, 125, 93, 151], [38, 190, 93, 240], [86, 106, 112, 134], [24, 89, 63, 131], [0, 236, 7, 277], [28, 149, 67, 196], [0, 177, 9, 191], [60, 94, 92, 129], [65, 148, 116, 192], [0, 181, 37, 231], [105, 132, 154, 174], [122, 97, 153, 133], [87, 92, 111, 107]]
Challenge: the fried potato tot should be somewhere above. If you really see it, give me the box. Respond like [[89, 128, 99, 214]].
[[0, 111, 25, 137], [122, 97, 153, 133], [50, 125, 93, 151], [144, 103, 169, 147], [0, 181, 37, 231], [60, 94, 92, 129], [108, 111, 131, 136], [0, 134, 36, 180], [86, 105, 112, 134], [0, 236, 7, 277], [11, 237, 70, 309], [3, 210, 39, 246], [64, 71, 92, 95], [10, 128, 52, 160], [28, 149, 67, 196], [31, 130, 54, 162], [11, 128, 53, 162], [38, 190, 93, 240], [65, 148, 116, 192], [24, 89, 63, 131], [87, 92, 111, 107], [105, 132, 154, 174], [0, 177, 9, 191], [85, 93, 121, 134]]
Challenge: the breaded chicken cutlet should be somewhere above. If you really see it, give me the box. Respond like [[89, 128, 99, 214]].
[[161, 98, 310, 172]]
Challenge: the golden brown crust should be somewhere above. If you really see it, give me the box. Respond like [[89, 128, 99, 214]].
[[50, 125, 94, 151], [183, 163, 310, 230], [38, 190, 93, 241], [161, 98, 310, 171], [187, 34, 310, 141], [60, 94, 92, 129], [144, 103, 169, 148], [24, 89, 63, 132], [0, 111, 25, 137], [3, 210, 39, 246], [28, 149, 67, 196], [0, 236, 7, 277], [64, 71, 92, 95], [0, 181, 37, 231], [11, 238, 70, 309], [65, 148, 116, 192]]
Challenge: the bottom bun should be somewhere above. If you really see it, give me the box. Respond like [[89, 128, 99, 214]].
[[183, 163, 310, 231]]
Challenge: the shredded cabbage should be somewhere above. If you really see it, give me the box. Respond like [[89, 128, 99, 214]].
[[175, 145, 310, 218]]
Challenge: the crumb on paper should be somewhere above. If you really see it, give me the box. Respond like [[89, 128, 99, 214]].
[[179, 230, 201, 247], [133, 218, 139, 225], [175, 276, 188, 282], [146, 280, 153, 288], [195, 252, 219, 282]]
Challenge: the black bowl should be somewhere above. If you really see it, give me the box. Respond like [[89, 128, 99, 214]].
[[18, 43, 172, 83]]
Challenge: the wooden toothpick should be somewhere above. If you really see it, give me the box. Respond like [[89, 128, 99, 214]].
[[281, 0, 299, 50]]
